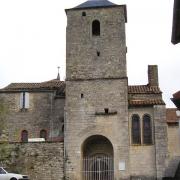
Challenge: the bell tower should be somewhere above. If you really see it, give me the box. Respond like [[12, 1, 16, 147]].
[[66, 0, 127, 80], [65, 0, 129, 179]]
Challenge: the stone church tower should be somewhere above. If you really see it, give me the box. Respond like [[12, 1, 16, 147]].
[[65, 0, 129, 179]]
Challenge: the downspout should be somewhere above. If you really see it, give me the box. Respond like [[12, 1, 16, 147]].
[[64, 105, 67, 179]]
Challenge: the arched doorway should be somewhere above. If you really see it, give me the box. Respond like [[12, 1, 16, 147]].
[[82, 135, 114, 180]]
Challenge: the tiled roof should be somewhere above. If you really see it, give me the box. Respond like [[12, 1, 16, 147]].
[[166, 108, 178, 124], [173, 91, 180, 99], [128, 85, 162, 94], [73, 0, 117, 10], [171, 91, 180, 109], [1, 79, 65, 93], [129, 99, 165, 106]]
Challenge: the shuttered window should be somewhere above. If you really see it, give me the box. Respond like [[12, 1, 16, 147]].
[[143, 114, 152, 144], [132, 114, 141, 144], [20, 92, 29, 109]]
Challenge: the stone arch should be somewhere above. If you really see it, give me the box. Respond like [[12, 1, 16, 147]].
[[82, 135, 114, 157], [92, 20, 100, 36], [81, 135, 114, 180]]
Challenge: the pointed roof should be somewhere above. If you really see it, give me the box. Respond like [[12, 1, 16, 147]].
[[72, 0, 117, 10]]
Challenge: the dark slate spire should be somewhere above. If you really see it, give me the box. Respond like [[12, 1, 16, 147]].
[[73, 0, 117, 9]]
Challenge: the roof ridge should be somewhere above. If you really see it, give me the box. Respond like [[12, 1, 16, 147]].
[[72, 0, 117, 10]]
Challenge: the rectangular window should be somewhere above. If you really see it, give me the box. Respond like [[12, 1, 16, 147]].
[[20, 92, 29, 109]]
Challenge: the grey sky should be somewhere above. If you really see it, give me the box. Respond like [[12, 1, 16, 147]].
[[0, 0, 179, 107]]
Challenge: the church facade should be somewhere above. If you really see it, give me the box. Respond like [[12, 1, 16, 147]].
[[0, 0, 179, 180]]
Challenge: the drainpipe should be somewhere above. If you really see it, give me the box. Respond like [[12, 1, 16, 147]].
[[63, 106, 67, 179], [176, 110, 180, 143]]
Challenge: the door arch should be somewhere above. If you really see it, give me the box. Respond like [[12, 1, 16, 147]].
[[82, 135, 114, 180]]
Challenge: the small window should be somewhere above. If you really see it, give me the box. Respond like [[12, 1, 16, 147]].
[[82, 12, 86, 16], [21, 130, 28, 142], [62, 125, 64, 133], [81, 93, 84, 98], [97, 51, 100, 56], [20, 92, 29, 109], [132, 114, 141, 144], [104, 108, 109, 114], [40, 129, 47, 140], [92, 20, 100, 36], [143, 114, 152, 144]]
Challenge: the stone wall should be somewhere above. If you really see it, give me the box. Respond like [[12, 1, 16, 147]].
[[154, 105, 168, 180], [0, 142, 64, 180], [0, 91, 64, 142], [66, 6, 127, 80], [65, 79, 129, 180], [129, 107, 156, 179], [165, 125, 180, 177]]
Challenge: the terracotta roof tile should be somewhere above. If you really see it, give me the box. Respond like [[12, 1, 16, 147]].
[[166, 108, 178, 123], [1, 79, 65, 94], [129, 99, 165, 106], [173, 91, 180, 99], [128, 85, 161, 94]]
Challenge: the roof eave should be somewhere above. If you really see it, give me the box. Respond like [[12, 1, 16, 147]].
[[65, 4, 127, 22]]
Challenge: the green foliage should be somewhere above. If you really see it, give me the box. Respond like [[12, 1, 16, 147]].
[[0, 98, 8, 139], [0, 99, 8, 119]]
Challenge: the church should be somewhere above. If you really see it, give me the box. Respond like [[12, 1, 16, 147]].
[[0, 0, 179, 180]]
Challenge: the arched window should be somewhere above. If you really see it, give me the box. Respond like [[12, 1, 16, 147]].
[[143, 114, 152, 144], [132, 114, 141, 144], [40, 129, 47, 140], [92, 20, 100, 36], [21, 130, 28, 142]]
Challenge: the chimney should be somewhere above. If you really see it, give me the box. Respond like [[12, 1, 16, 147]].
[[148, 65, 159, 86]]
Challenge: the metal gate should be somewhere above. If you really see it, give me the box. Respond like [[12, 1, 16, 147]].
[[82, 155, 114, 180]]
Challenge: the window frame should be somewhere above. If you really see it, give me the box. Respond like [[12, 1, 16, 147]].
[[21, 130, 28, 142], [142, 114, 153, 145], [130, 113, 153, 146], [40, 129, 47, 141], [20, 92, 29, 109], [131, 114, 141, 145], [92, 19, 100, 36]]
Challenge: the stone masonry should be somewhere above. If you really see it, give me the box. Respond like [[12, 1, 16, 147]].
[[0, 0, 178, 180]]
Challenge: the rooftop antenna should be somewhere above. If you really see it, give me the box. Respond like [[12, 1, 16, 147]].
[[57, 66, 60, 80]]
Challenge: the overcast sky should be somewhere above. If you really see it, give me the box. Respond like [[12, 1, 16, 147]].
[[0, 0, 179, 107]]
